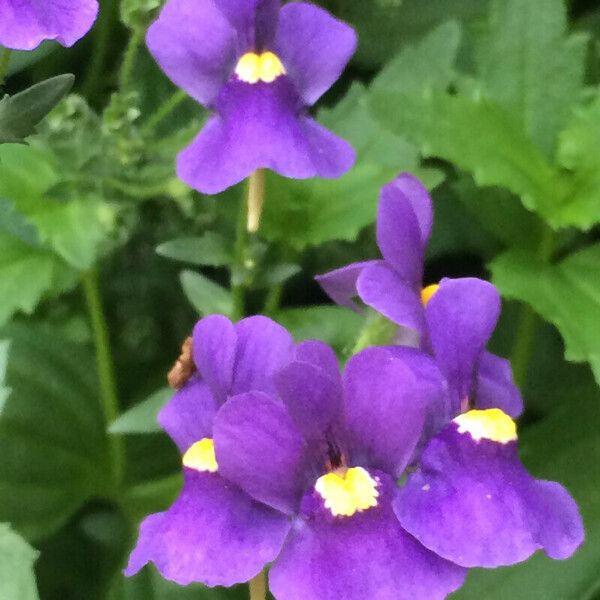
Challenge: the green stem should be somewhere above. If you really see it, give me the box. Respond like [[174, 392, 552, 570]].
[[263, 283, 283, 316], [0, 48, 11, 85], [509, 305, 538, 389], [142, 89, 188, 134], [231, 187, 249, 321], [509, 226, 556, 390], [104, 177, 172, 199], [351, 311, 398, 356], [119, 27, 145, 89], [249, 571, 267, 600], [82, 270, 125, 489]]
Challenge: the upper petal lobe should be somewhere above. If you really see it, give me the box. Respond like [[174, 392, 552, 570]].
[[275, 2, 357, 105], [146, 0, 238, 107]]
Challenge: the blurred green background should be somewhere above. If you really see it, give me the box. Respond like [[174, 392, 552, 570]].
[[1, 0, 600, 598]]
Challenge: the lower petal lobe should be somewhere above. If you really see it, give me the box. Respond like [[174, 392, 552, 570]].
[[125, 470, 290, 587], [177, 77, 354, 194], [0, 0, 98, 50], [270, 473, 466, 600], [396, 422, 583, 567]]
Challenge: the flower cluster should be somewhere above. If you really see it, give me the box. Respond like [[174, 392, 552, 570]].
[[126, 176, 583, 600], [0, 0, 98, 51]]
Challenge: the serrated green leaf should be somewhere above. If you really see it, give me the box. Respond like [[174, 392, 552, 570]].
[[370, 90, 560, 223], [0, 235, 57, 325], [453, 394, 600, 599], [0, 197, 40, 245], [491, 244, 600, 384], [373, 21, 461, 93], [275, 306, 363, 356], [0, 75, 74, 144], [0, 322, 110, 540], [157, 233, 232, 267], [555, 93, 600, 230], [0, 144, 109, 270], [180, 270, 233, 317], [119, 566, 236, 600], [0, 523, 39, 600], [261, 82, 442, 249], [109, 388, 171, 435], [478, 0, 587, 157]]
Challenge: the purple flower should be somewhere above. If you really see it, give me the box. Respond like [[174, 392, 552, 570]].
[[0, 0, 98, 51], [395, 408, 584, 567], [316, 173, 523, 424], [125, 315, 296, 586], [212, 345, 467, 599], [146, 0, 357, 194]]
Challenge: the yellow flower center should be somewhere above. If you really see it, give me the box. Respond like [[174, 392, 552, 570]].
[[235, 51, 286, 84], [182, 438, 218, 473], [315, 467, 379, 517], [453, 409, 517, 444], [421, 283, 440, 306]]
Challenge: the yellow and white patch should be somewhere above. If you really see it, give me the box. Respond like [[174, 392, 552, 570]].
[[453, 409, 517, 444], [235, 52, 286, 84], [182, 438, 218, 473], [420, 283, 440, 306], [315, 467, 379, 517]]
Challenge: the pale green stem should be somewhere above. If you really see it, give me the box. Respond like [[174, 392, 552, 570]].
[[0, 48, 11, 85], [82, 270, 125, 489], [249, 571, 267, 600], [231, 171, 265, 319], [142, 89, 188, 134], [231, 185, 250, 321], [247, 169, 265, 233]]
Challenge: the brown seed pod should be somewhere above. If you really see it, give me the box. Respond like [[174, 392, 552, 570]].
[[167, 336, 196, 389]]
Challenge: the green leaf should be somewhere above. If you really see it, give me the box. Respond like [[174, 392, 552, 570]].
[[373, 21, 461, 93], [0, 197, 40, 245], [555, 93, 600, 230], [275, 306, 363, 356], [491, 244, 600, 384], [261, 82, 442, 250], [478, 0, 588, 157], [453, 394, 600, 599], [180, 270, 233, 316], [0, 144, 110, 271], [451, 176, 545, 251], [0, 235, 58, 325], [0, 321, 110, 540], [156, 233, 232, 267], [370, 90, 560, 223], [120, 566, 237, 600], [333, 0, 489, 68], [0, 75, 74, 144], [0, 523, 39, 600], [109, 388, 171, 435]]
